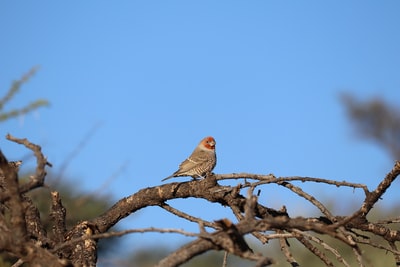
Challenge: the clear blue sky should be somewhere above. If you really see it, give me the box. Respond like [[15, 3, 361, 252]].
[[1, 0, 400, 262]]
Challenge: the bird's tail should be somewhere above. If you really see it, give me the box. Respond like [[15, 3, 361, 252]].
[[161, 175, 174, 182]]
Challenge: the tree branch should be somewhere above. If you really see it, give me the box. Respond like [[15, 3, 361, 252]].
[[3, 134, 400, 266], [5, 134, 52, 195]]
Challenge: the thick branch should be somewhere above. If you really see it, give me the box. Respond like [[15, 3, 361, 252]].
[[50, 191, 67, 243], [156, 218, 274, 267], [3, 132, 400, 266], [0, 150, 27, 249], [91, 176, 287, 234], [360, 161, 400, 216]]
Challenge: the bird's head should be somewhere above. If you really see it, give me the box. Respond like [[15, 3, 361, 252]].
[[201, 136, 216, 150]]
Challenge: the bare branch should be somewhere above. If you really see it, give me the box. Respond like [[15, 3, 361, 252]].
[[222, 251, 228, 267], [277, 181, 336, 222], [160, 202, 218, 229], [0, 66, 49, 122], [0, 66, 39, 110], [278, 230, 298, 266], [216, 173, 369, 193], [0, 150, 27, 247], [2, 133, 400, 266], [53, 226, 198, 253], [0, 100, 49, 122], [50, 191, 67, 243], [155, 218, 275, 267], [360, 161, 400, 216], [293, 229, 351, 267], [376, 217, 400, 224], [388, 241, 400, 266], [5, 134, 52, 195], [295, 232, 334, 267]]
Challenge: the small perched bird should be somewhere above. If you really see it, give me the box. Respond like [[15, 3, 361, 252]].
[[162, 136, 217, 181]]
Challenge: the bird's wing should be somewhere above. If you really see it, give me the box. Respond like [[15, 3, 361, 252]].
[[161, 157, 200, 181], [178, 150, 209, 172]]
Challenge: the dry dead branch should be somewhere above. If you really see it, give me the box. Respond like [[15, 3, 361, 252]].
[[1, 134, 400, 266]]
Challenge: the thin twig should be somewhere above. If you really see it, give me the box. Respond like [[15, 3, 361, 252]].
[[216, 173, 369, 195], [294, 232, 334, 267], [355, 237, 400, 255], [278, 229, 298, 267], [388, 241, 400, 266], [293, 229, 351, 267], [160, 202, 218, 229], [376, 217, 400, 224], [10, 259, 24, 267], [277, 181, 336, 222], [222, 251, 228, 267], [53, 227, 198, 252]]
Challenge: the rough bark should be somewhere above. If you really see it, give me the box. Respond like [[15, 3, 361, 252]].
[[1, 134, 400, 266]]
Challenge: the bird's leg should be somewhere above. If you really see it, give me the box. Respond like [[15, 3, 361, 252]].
[[192, 174, 205, 180]]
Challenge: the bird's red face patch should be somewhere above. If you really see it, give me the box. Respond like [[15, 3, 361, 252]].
[[202, 136, 216, 150]]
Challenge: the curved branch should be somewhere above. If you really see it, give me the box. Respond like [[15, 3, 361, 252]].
[[90, 176, 287, 234], [3, 134, 400, 266], [5, 134, 52, 194]]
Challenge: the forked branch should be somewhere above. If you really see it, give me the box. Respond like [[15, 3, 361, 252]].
[[2, 135, 400, 267]]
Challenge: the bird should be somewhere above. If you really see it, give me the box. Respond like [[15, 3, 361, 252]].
[[162, 136, 217, 181]]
